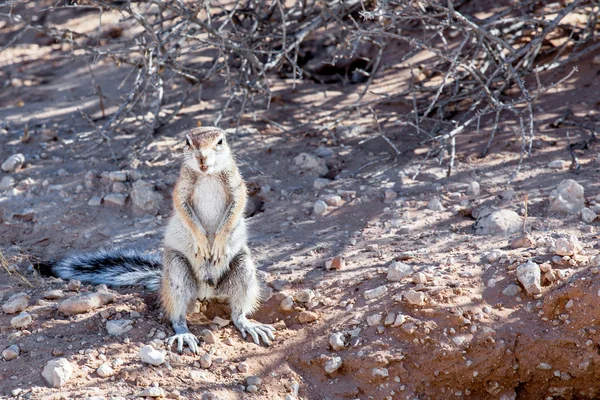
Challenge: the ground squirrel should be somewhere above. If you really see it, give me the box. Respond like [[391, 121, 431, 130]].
[[51, 127, 275, 353]]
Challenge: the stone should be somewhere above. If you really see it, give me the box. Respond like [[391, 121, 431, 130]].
[[372, 368, 389, 379], [315, 146, 334, 158], [387, 262, 413, 281], [108, 171, 128, 182], [548, 160, 568, 169], [238, 362, 250, 373], [502, 284, 521, 297], [139, 345, 166, 366], [280, 296, 294, 311], [384, 312, 396, 326], [130, 180, 163, 214], [427, 198, 444, 211], [412, 272, 427, 284], [201, 329, 218, 344], [0, 175, 16, 190], [293, 153, 328, 177], [212, 316, 230, 327], [325, 255, 345, 270], [106, 319, 133, 336], [393, 314, 407, 326], [246, 376, 262, 386], [324, 356, 343, 374], [67, 280, 81, 291], [467, 181, 480, 196], [2, 293, 29, 314], [313, 178, 331, 190], [403, 290, 427, 306], [96, 363, 114, 378], [295, 289, 315, 303], [43, 289, 65, 300], [88, 196, 102, 206], [384, 189, 398, 204], [42, 358, 73, 388], [322, 194, 343, 207], [581, 207, 597, 223], [200, 354, 212, 369], [2, 344, 19, 360], [484, 249, 505, 263], [555, 235, 582, 256], [516, 261, 542, 295], [549, 179, 585, 215], [58, 291, 115, 315], [103, 193, 127, 207], [364, 285, 387, 300], [2, 154, 25, 172], [298, 311, 319, 324], [246, 385, 258, 393], [474, 209, 522, 236], [313, 200, 328, 215], [510, 234, 535, 249], [11, 311, 32, 328], [329, 332, 345, 351], [139, 387, 165, 397], [366, 314, 383, 326]]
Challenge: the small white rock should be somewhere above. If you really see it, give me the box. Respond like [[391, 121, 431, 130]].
[[280, 296, 294, 311], [329, 332, 345, 351], [547, 160, 568, 169], [2, 293, 29, 314], [96, 363, 114, 378], [212, 316, 230, 327], [106, 319, 133, 336], [555, 235, 582, 256], [372, 367, 389, 379], [10, 311, 32, 329], [581, 207, 597, 223], [295, 289, 315, 303], [467, 181, 481, 196], [427, 198, 444, 211], [324, 356, 343, 374], [387, 262, 413, 281], [403, 290, 427, 306], [42, 358, 73, 388], [364, 285, 387, 300], [516, 261, 542, 295], [2, 345, 19, 360], [200, 354, 212, 369], [139, 345, 166, 366], [366, 314, 383, 326], [313, 200, 328, 215], [1, 154, 25, 172]]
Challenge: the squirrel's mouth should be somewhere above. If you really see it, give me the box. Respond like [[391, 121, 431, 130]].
[[200, 165, 209, 172]]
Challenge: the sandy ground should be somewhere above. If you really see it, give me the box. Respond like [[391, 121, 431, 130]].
[[3, 4, 600, 400]]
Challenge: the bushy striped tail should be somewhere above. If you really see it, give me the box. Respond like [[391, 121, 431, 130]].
[[52, 248, 163, 291]]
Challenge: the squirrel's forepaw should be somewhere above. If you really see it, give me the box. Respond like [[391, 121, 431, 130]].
[[193, 241, 209, 261], [234, 316, 276, 346], [167, 332, 200, 354], [210, 239, 227, 266]]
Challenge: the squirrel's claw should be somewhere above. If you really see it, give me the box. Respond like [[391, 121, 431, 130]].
[[234, 316, 276, 346], [167, 333, 200, 354]]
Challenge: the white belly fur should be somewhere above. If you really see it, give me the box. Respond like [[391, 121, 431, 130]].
[[193, 176, 227, 235]]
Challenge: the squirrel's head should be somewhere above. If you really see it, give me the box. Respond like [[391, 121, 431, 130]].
[[182, 127, 231, 174]]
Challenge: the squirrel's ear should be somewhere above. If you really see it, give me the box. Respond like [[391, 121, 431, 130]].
[[185, 133, 192, 148]]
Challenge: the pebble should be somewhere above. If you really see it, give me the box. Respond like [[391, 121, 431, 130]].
[[42, 358, 73, 388], [329, 332, 345, 351], [246, 385, 258, 393], [313, 178, 331, 190], [11, 311, 32, 328], [325, 255, 345, 270], [106, 319, 133, 336], [212, 316, 230, 327], [103, 193, 127, 207], [238, 362, 250, 373], [364, 285, 387, 300], [1, 154, 25, 172], [201, 329, 218, 344], [387, 262, 413, 281], [294, 153, 328, 176], [315, 146, 334, 158], [0, 175, 16, 190], [403, 290, 427, 305], [427, 198, 444, 211], [246, 376, 262, 386], [58, 291, 115, 315], [555, 235, 581, 256], [139, 345, 166, 366], [393, 314, 407, 326], [88, 196, 103, 206], [516, 261, 541, 295], [384, 189, 398, 204], [96, 363, 115, 378], [502, 284, 521, 297], [324, 356, 343, 374], [280, 296, 294, 311], [298, 311, 319, 323], [474, 209, 522, 236], [200, 354, 213, 369], [130, 180, 163, 214], [581, 207, 597, 223], [366, 314, 383, 326], [322, 194, 343, 207], [2, 344, 19, 360], [43, 289, 65, 300], [467, 181, 480, 196], [537, 363, 552, 370], [67, 280, 81, 291], [108, 171, 128, 182], [412, 272, 427, 284], [295, 289, 315, 303], [2, 293, 29, 314], [548, 160, 568, 169], [313, 200, 328, 214], [372, 368, 389, 379], [384, 312, 396, 326], [549, 179, 584, 215], [510, 234, 535, 249], [139, 387, 165, 397]]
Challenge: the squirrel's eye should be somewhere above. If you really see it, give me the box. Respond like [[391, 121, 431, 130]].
[[217, 139, 223, 145]]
